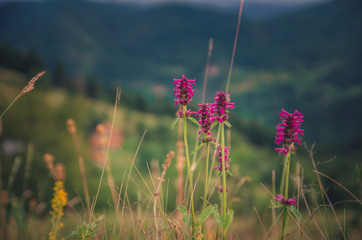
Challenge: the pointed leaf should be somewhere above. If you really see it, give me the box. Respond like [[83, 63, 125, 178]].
[[287, 205, 302, 221], [227, 170, 233, 177], [213, 210, 222, 228], [177, 205, 192, 225], [196, 205, 214, 227], [177, 205, 187, 215], [170, 117, 180, 129], [184, 215, 192, 226], [187, 117, 200, 126], [211, 121, 219, 129], [225, 121, 232, 128], [223, 209, 234, 230], [191, 143, 205, 155]]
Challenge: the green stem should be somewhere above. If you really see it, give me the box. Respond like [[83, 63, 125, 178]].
[[221, 123, 227, 240], [183, 106, 195, 238], [281, 151, 291, 240], [203, 142, 210, 209], [202, 142, 210, 239], [0, 94, 20, 119]]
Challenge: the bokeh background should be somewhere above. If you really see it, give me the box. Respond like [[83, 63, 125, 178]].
[[0, 0, 361, 225]]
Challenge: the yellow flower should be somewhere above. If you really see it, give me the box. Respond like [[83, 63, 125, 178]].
[[48, 181, 68, 240]]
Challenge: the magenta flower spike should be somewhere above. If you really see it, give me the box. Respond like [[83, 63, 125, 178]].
[[173, 74, 196, 106], [216, 186, 228, 193], [274, 194, 297, 206], [211, 91, 235, 123], [177, 109, 195, 118], [214, 145, 231, 172], [275, 109, 304, 156], [195, 103, 215, 142]]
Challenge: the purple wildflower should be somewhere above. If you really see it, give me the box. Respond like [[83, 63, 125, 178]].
[[177, 109, 195, 118], [216, 186, 227, 193], [195, 103, 215, 142], [211, 91, 235, 123], [173, 74, 196, 106], [274, 194, 297, 206], [214, 145, 231, 172], [275, 109, 304, 156]]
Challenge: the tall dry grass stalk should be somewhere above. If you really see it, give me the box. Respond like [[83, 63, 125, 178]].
[[90, 87, 121, 223], [201, 38, 213, 103], [225, 0, 243, 94], [176, 120, 185, 208], [44, 153, 56, 179], [66, 119, 91, 217], [153, 151, 174, 240], [22, 143, 34, 194], [0, 71, 45, 119], [306, 144, 347, 240]]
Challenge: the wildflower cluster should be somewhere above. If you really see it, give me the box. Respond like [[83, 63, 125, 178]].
[[275, 109, 304, 156], [274, 194, 297, 207], [173, 74, 196, 106], [171, 75, 236, 238], [214, 146, 231, 172], [195, 103, 214, 142], [211, 91, 235, 123], [177, 109, 194, 118], [49, 181, 68, 240]]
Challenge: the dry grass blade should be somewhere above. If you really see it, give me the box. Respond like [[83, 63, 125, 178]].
[[306, 144, 347, 240], [20, 71, 45, 96], [201, 38, 213, 103], [301, 190, 327, 240], [225, 0, 244, 94], [313, 170, 361, 204], [253, 206, 267, 236], [90, 87, 121, 223], [154, 151, 175, 240], [66, 118, 91, 217], [0, 71, 46, 119]]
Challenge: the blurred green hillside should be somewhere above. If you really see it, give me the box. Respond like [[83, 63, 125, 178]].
[[0, 66, 290, 211], [0, 0, 361, 154], [0, 0, 361, 211]]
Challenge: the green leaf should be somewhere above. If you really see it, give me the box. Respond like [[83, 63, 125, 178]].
[[170, 117, 180, 129], [184, 215, 192, 226], [191, 143, 205, 155], [227, 170, 233, 177], [223, 209, 234, 230], [187, 117, 200, 126], [211, 121, 219, 129], [287, 205, 302, 221], [196, 205, 214, 227], [177, 205, 192, 226], [225, 121, 232, 128], [269, 203, 283, 209], [177, 205, 187, 215], [213, 208, 222, 228]]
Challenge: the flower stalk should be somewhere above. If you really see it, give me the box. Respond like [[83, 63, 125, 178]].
[[274, 109, 303, 240], [183, 105, 196, 236]]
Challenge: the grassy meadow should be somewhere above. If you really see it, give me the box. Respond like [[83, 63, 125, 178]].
[[1, 0, 362, 239], [0, 62, 361, 239]]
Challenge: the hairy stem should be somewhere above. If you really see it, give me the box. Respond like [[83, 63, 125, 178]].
[[183, 106, 195, 238], [221, 122, 227, 240], [281, 152, 291, 240], [202, 142, 210, 238]]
